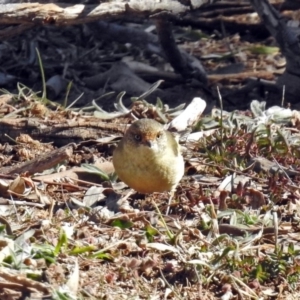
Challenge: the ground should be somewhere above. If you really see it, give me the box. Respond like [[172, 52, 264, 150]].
[[0, 3, 300, 299]]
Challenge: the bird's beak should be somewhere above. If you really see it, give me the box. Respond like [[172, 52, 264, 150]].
[[143, 139, 157, 149], [144, 139, 154, 147]]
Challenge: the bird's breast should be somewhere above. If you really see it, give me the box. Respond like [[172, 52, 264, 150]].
[[113, 144, 184, 193]]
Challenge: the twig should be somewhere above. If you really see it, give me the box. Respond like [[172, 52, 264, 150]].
[[0, 198, 45, 208], [155, 18, 207, 83], [0, 143, 75, 176]]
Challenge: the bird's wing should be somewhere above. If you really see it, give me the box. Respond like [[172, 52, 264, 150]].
[[166, 131, 181, 157]]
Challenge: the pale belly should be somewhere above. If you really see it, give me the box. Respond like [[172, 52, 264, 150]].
[[114, 151, 184, 193]]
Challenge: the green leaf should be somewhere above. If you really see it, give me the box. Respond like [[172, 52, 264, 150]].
[[111, 219, 133, 229], [248, 45, 279, 55], [114, 92, 129, 113], [211, 246, 235, 265], [41, 255, 56, 264], [0, 224, 7, 233], [69, 245, 97, 255], [31, 244, 56, 263], [26, 272, 42, 281], [91, 252, 113, 260], [54, 229, 68, 256], [81, 164, 110, 181], [134, 80, 163, 101], [145, 224, 158, 242], [254, 264, 268, 282]]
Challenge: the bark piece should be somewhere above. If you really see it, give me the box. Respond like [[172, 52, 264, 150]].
[[0, 1, 203, 26], [0, 117, 123, 146], [0, 143, 76, 176]]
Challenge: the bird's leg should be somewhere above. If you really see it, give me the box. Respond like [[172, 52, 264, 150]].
[[166, 190, 175, 215], [121, 189, 135, 201]]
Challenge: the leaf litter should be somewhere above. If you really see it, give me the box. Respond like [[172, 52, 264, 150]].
[[0, 86, 298, 299], [1, 6, 300, 298]]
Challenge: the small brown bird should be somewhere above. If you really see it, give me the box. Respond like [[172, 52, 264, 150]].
[[113, 119, 184, 195]]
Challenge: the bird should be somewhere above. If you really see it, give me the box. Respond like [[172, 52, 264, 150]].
[[113, 118, 184, 208]]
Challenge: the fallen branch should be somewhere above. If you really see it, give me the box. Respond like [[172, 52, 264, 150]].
[[0, 268, 50, 294], [0, 117, 123, 146], [0, 1, 204, 26], [0, 143, 76, 176], [155, 19, 207, 83]]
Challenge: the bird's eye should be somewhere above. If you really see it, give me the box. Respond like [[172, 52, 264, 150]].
[[134, 134, 141, 141], [157, 132, 162, 139]]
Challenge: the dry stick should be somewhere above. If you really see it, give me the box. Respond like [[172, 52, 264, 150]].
[[273, 210, 278, 250], [33, 178, 89, 190], [0, 143, 76, 176], [208, 71, 274, 83], [0, 2, 198, 26], [0, 268, 49, 294], [9, 194, 19, 223], [0, 23, 34, 40], [159, 269, 183, 300], [48, 196, 55, 221], [33, 168, 108, 188], [281, 84, 285, 107], [0, 281, 24, 290], [0, 216, 13, 235], [220, 17, 237, 63], [0, 198, 46, 208], [155, 18, 207, 83], [0, 118, 124, 146]]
